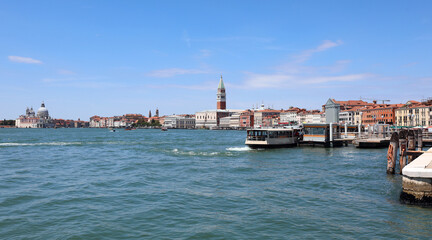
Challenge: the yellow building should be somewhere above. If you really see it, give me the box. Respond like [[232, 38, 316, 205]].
[[395, 100, 432, 127]]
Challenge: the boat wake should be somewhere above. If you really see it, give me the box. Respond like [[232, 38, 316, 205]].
[[226, 146, 252, 152], [171, 148, 231, 156], [0, 142, 84, 147]]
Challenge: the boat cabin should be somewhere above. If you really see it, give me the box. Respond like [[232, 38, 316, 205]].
[[245, 128, 300, 148]]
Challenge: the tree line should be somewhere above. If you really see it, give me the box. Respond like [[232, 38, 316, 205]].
[[131, 119, 161, 127], [1, 119, 15, 126]]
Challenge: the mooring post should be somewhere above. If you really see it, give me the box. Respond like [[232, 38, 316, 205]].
[[407, 130, 416, 163], [399, 129, 407, 174], [387, 132, 399, 174], [358, 123, 361, 138], [418, 128, 423, 151]]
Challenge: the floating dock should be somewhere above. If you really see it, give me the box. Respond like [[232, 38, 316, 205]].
[[401, 147, 432, 206], [353, 138, 390, 148]]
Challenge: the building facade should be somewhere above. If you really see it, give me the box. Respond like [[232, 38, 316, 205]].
[[253, 109, 281, 128], [395, 100, 432, 127], [16, 102, 54, 128], [361, 104, 402, 125], [325, 99, 340, 124], [163, 115, 196, 129]]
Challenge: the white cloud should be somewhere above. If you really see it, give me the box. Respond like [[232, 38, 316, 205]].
[[58, 69, 75, 75], [182, 30, 191, 47], [196, 49, 211, 58], [294, 40, 343, 63], [241, 72, 372, 89], [147, 68, 210, 78], [8, 56, 43, 64], [237, 39, 359, 89], [146, 82, 215, 91], [402, 62, 418, 68]]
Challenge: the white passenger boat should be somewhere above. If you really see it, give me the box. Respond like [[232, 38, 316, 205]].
[[245, 127, 300, 148]]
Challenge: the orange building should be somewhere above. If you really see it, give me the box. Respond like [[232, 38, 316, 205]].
[[361, 104, 403, 125]]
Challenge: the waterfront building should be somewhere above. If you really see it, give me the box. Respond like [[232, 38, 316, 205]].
[[361, 104, 403, 125], [294, 110, 323, 124], [306, 110, 323, 124], [16, 102, 54, 128], [323, 99, 373, 112], [163, 115, 195, 129], [253, 109, 281, 128], [296, 111, 307, 124], [89, 114, 145, 128], [395, 99, 432, 127], [261, 115, 280, 127], [239, 110, 254, 129], [324, 99, 340, 124], [320, 112, 326, 124], [280, 107, 305, 125], [219, 112, 241, 129], [195, 110, 232, 128], [339, 110, 356, 124]]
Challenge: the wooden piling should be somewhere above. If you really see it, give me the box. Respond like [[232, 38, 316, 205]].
[[387, 132, 399, 174], [407, 130, 416, 163], [399, 130, 408, 174], [418, 129, 423, 151]]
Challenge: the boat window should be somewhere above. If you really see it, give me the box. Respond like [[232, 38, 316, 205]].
[[304, 127, 325, 135]]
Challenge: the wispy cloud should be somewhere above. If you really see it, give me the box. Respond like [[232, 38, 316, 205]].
[[242, 72, 372, 88], [182, 30, 191, 47], [58, 69, 76, 75], [195, 49, 212, 59], [238, 40, 372, 89], [8, 56, 43, 64], [146, 82, 216, 91], [293, 40, 343, 63], [191, 36, 273, 43], [147, 68, 210, 78], [181, 31, 273, 47], [42, 76, 114, 89], [402, 62, 418, 68]]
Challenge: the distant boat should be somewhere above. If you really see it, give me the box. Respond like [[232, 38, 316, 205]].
[[161, 127, 168, 131], [109, 128, 116, 132], [245, 127, 301, 148]]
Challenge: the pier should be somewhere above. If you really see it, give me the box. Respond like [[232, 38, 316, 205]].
[[384, 129, 432, 205], [401, 147, 432, 206]]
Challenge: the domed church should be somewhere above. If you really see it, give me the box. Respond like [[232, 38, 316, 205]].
[[16, 101, 54, 128], [37, 102, 50, 119]]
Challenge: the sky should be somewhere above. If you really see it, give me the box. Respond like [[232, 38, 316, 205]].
[[1, 0, 432, 120]]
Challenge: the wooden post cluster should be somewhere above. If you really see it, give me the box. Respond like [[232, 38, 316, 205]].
[[387, 128, 425, 174], [398, 130, 408, 174], [387, 132, 399, 174], [407, 130, 416, 164], [417, 129, 423, 151]]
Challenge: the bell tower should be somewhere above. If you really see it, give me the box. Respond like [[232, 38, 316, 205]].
[[217, 75, 226, 110]]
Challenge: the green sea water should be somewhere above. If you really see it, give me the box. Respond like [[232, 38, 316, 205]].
[[0, 128, 431, 239]]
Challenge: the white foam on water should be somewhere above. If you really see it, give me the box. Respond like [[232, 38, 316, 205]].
[[170, 148, 221, 156], [0, 142, 83, 146], [226, 146, 251, 152]]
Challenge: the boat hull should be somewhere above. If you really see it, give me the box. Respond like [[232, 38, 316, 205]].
[[246, 143, 297, 149]]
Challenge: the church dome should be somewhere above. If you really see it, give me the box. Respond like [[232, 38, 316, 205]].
[[37, 102, 49, 118]]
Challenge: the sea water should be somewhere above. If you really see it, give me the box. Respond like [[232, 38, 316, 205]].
[[1, 128, 431, 239]]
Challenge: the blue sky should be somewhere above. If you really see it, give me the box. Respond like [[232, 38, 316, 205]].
[[1, 0, 431, 120]]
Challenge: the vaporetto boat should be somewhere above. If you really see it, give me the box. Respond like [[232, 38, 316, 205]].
[[245, 127, 301, 148]]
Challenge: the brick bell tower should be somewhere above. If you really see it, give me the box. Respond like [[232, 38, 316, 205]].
[[217, 75, 226, 110]]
